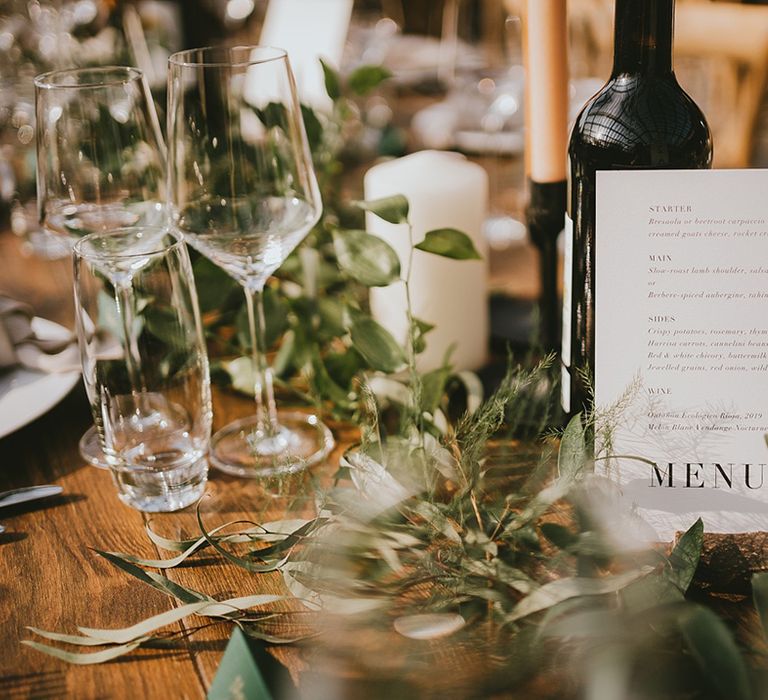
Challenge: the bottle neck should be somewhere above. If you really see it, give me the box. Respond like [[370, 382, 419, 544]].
[[611, 0, 674, 77]]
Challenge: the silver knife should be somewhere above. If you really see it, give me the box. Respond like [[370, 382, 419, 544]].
[[0, 485, 63, 509]]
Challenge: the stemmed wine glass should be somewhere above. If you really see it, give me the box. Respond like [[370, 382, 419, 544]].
[[167, 46, 333, 477], [34, 66, 167, 469]]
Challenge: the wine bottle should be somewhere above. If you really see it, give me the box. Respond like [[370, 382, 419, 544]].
[[562, 0, 712, 415]]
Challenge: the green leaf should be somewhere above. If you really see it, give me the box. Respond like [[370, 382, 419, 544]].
[[411, 317, 434, 355], [324, 348, 365, 389], [26, 627, 123, 647], [316, 298, 347, 340], [94, 549, 213, 604], [415, 229, 482, 261], [353, 195, 409, 225], [22, 640, 143, 665], [301, 104, 323, 153], [332, 229, 401, 287], [347, 65, 392, 96], [753, 571, 768, 639], [196, 507, 291, 574], [77, 602, 213, 644], [665, 518, 703, 594], [558, 414, 586, 479], [193, 256, 237, 314], [236, 286, 289, 350], [420, 365, 451, 414], [393, 613, 465, 640], [349, 316, 407, 373], [679, 606, 752, 700], [540, 522, 578, 550], [320, 58, 341, 101], [507, 568, 653, 623]]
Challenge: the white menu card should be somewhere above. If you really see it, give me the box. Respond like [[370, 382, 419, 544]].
[[595, 169, 768, 541]]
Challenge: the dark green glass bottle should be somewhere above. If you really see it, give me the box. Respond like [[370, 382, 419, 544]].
[[562, 0, 713, 415]]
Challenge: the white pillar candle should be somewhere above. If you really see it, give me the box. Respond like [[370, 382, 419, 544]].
[[364, 151, 489, 372], [524, 0, 569, 183]]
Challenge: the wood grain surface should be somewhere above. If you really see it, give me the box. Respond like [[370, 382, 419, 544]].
[[0, 230, 365, 699], [1, 229, 765, 699]]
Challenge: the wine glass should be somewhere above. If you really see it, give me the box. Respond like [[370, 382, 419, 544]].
[[34, 66, 166, 251], [35, 65, 167, 469], [167, 46, 333, 477]]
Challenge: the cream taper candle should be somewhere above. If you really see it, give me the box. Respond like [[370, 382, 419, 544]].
[[364, 151, 489, 372], [524, 0, 569, 183]]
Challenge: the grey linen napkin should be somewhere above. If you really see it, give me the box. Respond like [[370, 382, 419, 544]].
[[0, 295, 80, 373]]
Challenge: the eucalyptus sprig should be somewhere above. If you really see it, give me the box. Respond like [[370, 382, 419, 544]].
[[23, 396, 768, 698]]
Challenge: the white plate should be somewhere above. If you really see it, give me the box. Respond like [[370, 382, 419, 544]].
[[0, 318, 81, 440]]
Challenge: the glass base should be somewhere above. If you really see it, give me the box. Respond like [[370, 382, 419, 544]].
[[210, 411, 334, 478], [79, 426, 110, 470], [111, 456, 208, 512]]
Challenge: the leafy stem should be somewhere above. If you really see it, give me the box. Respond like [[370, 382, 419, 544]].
[[403, 219, 424, 442]]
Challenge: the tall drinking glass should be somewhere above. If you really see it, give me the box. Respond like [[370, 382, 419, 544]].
[[73, 227, 212, 512], [168, 46, 333, 477], [35, 66, 167, 468]]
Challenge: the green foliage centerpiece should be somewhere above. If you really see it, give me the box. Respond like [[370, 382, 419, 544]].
[[22, 64, 768, 699]]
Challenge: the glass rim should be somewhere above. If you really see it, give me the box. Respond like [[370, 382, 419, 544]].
[[168, 45, 287, 69], [72, 227, 183, 261], [34, 66, 145, 90]]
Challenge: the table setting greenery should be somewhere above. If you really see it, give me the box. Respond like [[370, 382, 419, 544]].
[[20, 60, 768, 700]]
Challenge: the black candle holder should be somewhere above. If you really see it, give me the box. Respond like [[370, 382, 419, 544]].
[[526, 179, 566, 353]]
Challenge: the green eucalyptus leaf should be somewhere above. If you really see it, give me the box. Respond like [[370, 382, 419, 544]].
[[412, 317, 434, 355], [94, 549, 213, 604], [320, 58, 341, 101], [332, 229, 401, 287], [301, 104, 324, 153], [393, 613, 465, 640], [415, 229, 482, 260], [236, 287, 289, 350], [420, 365, 451, 414], [22, 639, 144, 665], [193, 256, 237, 314], [310, 349, 355, 408], [354, 195, 409, 224], [196, 507, 291, 573], [347, 65, 392, 96], [316, 298, 347, 337], [26, 627, 123, 647], [350, 316, 407, 373], [558, 414, 586, 479], [507, 568, 653, 623], [242, 626, 314, 644], [540, 522, 578, 550], [77, 601, 213, 644], [665, 518, 704, 594], [324, 347, 366, 389], [679, 606, 752, 700], [753, 571, 768, 639]]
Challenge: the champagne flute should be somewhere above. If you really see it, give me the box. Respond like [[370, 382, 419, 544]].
[[167, 46, 333, 477], [34, 65, 167, 469]]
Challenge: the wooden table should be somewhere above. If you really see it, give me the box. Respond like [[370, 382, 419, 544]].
[[1, 228, 766, 700], [0, 230, 359, 698]]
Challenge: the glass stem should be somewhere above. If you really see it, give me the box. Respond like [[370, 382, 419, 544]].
[[116, 282, 145, 394], [244, 285, 279, 437]]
